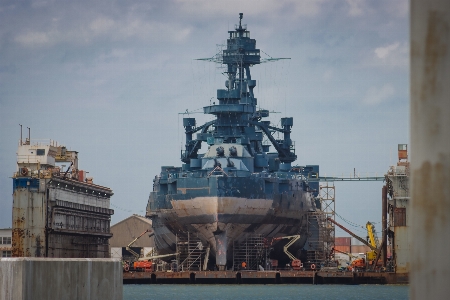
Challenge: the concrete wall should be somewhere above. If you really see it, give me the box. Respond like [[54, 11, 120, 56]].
[[0, 258, 122, 300]]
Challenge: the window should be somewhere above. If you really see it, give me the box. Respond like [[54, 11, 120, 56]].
[[1, 237, 11, 244], [37, 149, 45, 156], [394, 208, 406, 226], [2, 251, 12, 257]]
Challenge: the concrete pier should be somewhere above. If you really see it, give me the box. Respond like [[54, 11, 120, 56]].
[[410, 0, 450, 299], [0, 258, 122, 300]]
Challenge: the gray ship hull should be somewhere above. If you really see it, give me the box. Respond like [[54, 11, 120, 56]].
[[148, 175, 316, 267]]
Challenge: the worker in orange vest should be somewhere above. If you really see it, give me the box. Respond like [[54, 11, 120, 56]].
[[241, 261, 247, 269]]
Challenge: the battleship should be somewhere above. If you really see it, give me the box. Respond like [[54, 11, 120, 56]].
[[146, 14, 321, 270]]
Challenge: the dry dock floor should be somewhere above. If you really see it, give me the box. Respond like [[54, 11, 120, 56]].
[[123, 270, 408, 285]]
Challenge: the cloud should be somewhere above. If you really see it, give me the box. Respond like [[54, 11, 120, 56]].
[[323, 69, 333, 81], [363, 84, 395, 105], [117, 19, 192, 43], [375, 42, 399, 59], [374, 42, 408, 67], [384, 0, 408, 18], [175, 0, 326, 18], [346, 0, 365, 16], [14, 31, 53, 47], [13, 16, 192, 49], [89, 17, 115, 35]]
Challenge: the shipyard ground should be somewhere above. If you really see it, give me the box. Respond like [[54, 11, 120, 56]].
[[123, 270, 408, 285]]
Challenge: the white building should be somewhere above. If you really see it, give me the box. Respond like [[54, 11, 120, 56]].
[[0, 228, 12, 257]]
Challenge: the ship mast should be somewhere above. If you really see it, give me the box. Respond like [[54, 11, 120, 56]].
[[182, 13, 296, 168]]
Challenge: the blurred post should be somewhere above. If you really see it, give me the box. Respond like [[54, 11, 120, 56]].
[[410, 0, 450, 299]]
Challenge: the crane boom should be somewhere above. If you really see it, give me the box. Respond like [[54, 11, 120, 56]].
[[327, 218, 377, 251], [366, 222, 378, 248], [332, 247, 359, 260], [138, 252, 179, 261], [274, 235, 300, 261], [126, 229, 150, 260]]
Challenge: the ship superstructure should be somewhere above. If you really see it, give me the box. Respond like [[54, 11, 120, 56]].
[[12, 129, 114, 258], [146, 14, 320, 270]]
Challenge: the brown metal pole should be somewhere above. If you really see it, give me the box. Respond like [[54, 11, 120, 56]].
[[382, 185, 387, 267]]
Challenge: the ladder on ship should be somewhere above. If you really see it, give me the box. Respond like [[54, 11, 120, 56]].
[[306, 212, 327, 269]]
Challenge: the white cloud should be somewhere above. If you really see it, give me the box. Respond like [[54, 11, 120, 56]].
[[363, 84, 395, 105], [14, 31, 53, 47], [117, 19, 192, 43], [375, 42, 399, 59], [323, 69, 333, 81], [385, 0, 409, 18], [346, 0, 364, 16], [14, 18, 192, 48], [89, 17, 115, 35], [175, 0, 326, 18], [374, 42, 408, 67]]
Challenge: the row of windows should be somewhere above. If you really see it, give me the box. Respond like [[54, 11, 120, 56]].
[[1, 237, 11, 244], [223, 51, 259, 56], [2, 251, 12, 257]]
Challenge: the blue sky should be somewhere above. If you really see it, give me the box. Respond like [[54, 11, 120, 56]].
[[0, 0, 409, 237]]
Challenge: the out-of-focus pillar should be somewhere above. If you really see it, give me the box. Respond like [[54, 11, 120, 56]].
[[410, 0, 450, 299]]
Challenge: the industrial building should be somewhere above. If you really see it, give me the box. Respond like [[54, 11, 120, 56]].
[[385, 144, 410, 274], [12, 134, 114, 258], [110, 215, 154, 260], [0, 228, 12, 257]]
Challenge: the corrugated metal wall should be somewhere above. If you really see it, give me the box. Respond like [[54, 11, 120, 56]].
[[12, 178, 114, 258], [109, 216, 154, 248], [335, 237, 351, 246]]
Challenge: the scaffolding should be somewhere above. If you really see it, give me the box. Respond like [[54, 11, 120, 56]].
[[232, 234, 266, 271], [176, 232, 206, 271], [306, 184, 336, 269]]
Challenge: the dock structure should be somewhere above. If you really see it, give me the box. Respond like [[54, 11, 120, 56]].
[[12, 136, 114, 258], [123, 270, 408, 285], [0, 258, 122, 300]]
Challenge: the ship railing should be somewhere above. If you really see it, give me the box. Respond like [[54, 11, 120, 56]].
[[18, 138, 61, 147], [234, 24, 247, 30]]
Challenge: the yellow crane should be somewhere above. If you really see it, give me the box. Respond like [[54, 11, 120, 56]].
[[328, 218, 384, 270], [365, 222, 379, 261]]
